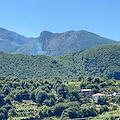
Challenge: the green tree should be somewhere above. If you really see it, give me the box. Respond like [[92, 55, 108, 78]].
[[53, 103, 66, 116], [8, 109, 17, 117], [36, 90, 47, 105], [99, 105, 109, 114], [0, 95, 4, 107], [57, 84, 68, 98]]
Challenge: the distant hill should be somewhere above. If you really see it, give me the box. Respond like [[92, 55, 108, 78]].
[[16, 30, 119, 56], [0, 44, 120, 80], [0, 38, 21, 53], [0, 27, 35, 53]]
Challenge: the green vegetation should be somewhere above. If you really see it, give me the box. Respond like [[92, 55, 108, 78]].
[[1, 43, 120, 119], [0, 75, 120, 119], [58, 44, 120, 80], [0, 44, 120, 80]]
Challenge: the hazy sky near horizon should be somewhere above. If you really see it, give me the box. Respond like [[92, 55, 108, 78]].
[[0, 0, 120, 40]]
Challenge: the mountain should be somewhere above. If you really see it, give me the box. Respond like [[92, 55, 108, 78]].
[[0, 38, 21, 53], [0, 44, 120, 80], [0, 27, 35, 53], [0, 27, 119, 56], [14, 39, 47, 55], [16, 30, 119, 56]]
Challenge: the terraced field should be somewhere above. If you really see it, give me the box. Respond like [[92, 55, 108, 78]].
[[8, 100, 39, 120]]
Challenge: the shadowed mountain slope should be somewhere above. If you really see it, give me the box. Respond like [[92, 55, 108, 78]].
[[0, 27, 35, 53]]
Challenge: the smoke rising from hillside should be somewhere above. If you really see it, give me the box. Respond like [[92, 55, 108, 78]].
[[36, 41, 46, 55]]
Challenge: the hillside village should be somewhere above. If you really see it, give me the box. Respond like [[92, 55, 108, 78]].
[[0, 75, 120, 120], [82, 88, 120, 102]]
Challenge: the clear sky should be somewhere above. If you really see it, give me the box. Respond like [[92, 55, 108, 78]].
[[0, 0, 120, 41]]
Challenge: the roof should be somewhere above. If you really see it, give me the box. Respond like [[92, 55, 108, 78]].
[[92, 93, 105, 96], [81, 89, 91, 92], [113, 92, 120, 96]]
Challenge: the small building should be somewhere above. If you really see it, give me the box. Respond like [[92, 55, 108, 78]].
[[113, 92, 120, 96], [81, 89, 91, 96], [92, 93, 105, 101]]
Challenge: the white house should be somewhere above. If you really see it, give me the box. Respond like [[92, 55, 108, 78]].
[[113, 92, 120, 96], [92, 93, 105, 101]]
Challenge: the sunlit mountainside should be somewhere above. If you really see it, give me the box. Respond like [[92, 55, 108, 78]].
[[0, 27, 119, 56], [0, 44, 120, 80]]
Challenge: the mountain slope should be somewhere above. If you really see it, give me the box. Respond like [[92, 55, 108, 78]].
[[0, 51, 72, 79], [14, 39, 46, 55], [0, 28, 119, 56], [16, 30, 119, 56], [58, 44, 120, 80], [0, 44, 120, 80], [0, 38, 21, 53], [0, 27, 35, 53], [40, 30, 119, 56]]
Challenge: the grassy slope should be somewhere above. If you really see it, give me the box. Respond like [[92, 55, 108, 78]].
[[10, 100, 39, 120]]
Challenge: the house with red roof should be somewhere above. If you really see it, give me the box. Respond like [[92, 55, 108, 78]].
[[92, 93, 105, 101]]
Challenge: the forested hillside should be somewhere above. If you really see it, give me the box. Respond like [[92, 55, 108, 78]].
[[58, 44, 120, 80], [0, 44, 120, 80]]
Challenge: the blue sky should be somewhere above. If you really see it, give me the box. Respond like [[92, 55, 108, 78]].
[[0, 0, 120, 41]]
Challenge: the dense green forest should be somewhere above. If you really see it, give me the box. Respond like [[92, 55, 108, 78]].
[[58, 44, 120, 80], [0, 44, 120, 80], [0, 75, 120, 120]]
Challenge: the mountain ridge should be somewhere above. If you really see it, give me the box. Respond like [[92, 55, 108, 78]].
[[0, 27, 119, 56], [0, 27, 35, 53], [16, 30, 119, 56]]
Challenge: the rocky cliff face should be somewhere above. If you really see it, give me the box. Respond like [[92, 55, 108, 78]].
[[36, 30, 118, 56]]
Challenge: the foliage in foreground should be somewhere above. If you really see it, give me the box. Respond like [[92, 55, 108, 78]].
[[0, 75, 120, 119]]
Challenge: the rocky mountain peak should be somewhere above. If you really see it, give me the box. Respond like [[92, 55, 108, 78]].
[[40, 31, 53, 37]]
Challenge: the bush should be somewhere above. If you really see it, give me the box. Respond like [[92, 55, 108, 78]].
[[112, 105, 118, 111], [36, 90, 47, 105], [53, 103, 66, 116]]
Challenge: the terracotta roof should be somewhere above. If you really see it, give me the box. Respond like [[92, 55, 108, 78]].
[[81, 89, 91, 91], [92, 93, 105, 96]]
